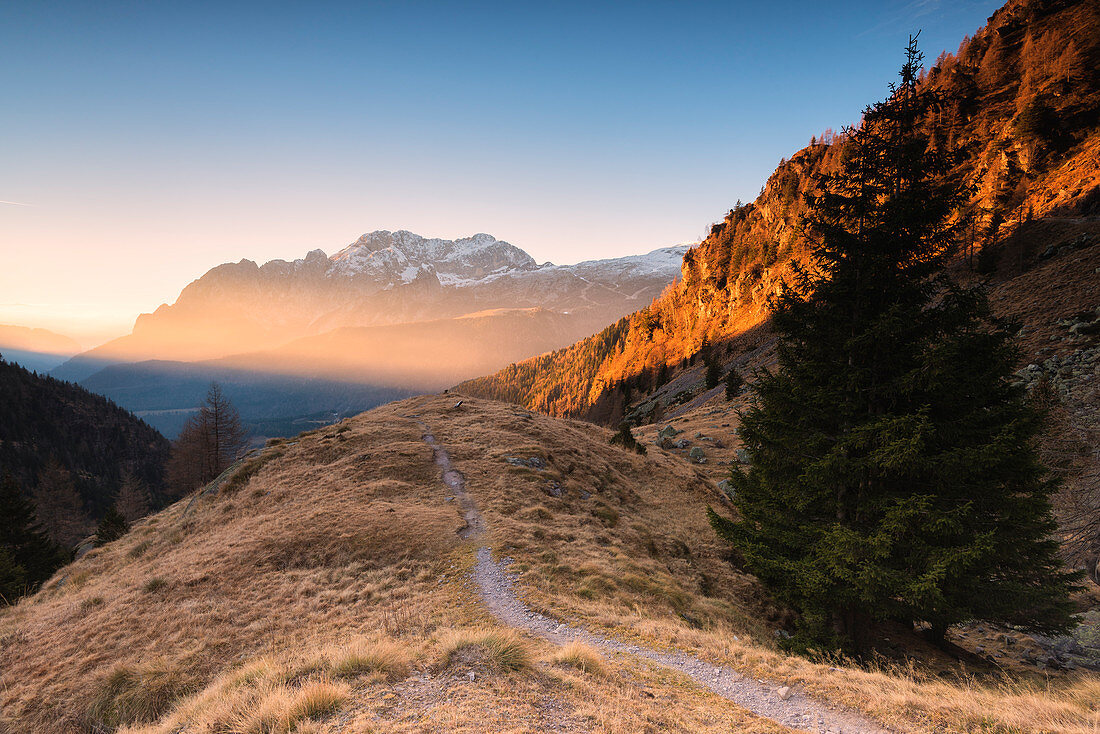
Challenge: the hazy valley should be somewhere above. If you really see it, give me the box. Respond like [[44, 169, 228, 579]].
[[40, 232, 688, 438]]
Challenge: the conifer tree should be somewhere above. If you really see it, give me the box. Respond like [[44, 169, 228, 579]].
[[114, 472, 152, 522], [705, 361, 722, 390], [0, 473, 65, 603], [0, 548, 25, 605], [724, 368, 743, 401], [32, 459, 91, 549], [94, 507, 130, 547], [711, 37, 1078, 649]]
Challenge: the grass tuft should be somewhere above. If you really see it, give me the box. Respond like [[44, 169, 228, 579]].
[[550, 641, 606, 676], [143, 576, 169, 593], [220, 680, 348, 734], [221, 455, 268, 495], [287, 680, 347, 723], [86, 663, 193, 728], [329, 638, 412, 681], [438, 628, 532, 673]]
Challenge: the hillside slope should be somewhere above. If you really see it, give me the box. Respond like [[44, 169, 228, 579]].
[[2, 396, 1098, 733], [457, 0, 1100, 421]]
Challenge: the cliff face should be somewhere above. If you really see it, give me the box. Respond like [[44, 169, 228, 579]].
[[458, 0, 1100, 421]]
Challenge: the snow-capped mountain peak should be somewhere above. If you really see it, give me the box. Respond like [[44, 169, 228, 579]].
[[328, 230, 537, 285]]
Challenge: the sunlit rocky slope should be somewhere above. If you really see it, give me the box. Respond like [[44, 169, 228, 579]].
[[458, 0, 1100, 422]]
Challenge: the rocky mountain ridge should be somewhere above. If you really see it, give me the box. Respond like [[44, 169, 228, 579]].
[[54, 232, 689, 382], [458, 0, 1100, 420]]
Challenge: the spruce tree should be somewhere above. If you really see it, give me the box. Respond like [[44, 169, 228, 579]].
[[94, 507, 130, 547], [705, 361, 722, 390], [725, 368, 743, 401], [0, 547, 26, 605], [711, 37, 1078, 649], [0, 473, 65, 603]]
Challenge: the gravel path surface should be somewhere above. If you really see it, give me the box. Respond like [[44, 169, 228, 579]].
[[412, 418, 894, 734]]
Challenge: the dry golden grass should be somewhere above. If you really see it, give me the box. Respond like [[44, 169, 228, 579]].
[[87, 662, 195, 730], [411, 394, 1100, 734], [438, 628, 533, 672], [327, 638, 412, 681], [550, 641, 606, 676], [2, 394, 1097, 733]]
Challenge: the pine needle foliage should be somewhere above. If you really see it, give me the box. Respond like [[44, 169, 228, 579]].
[[94, 507, 131, 547], [0, 473, 65, 603], [724, 369, 743, 401], [710, 37, 1079, 650]]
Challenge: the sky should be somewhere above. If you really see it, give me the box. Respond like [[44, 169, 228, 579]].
[[1, 0, 1002, 347]]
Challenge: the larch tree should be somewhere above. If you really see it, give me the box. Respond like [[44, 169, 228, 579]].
[[32, 459, 91, 549], [711, 37, 1079, 650], [114, 471, 152, 523], [167, 383, 249, 495], [202, 382, 248, 473]]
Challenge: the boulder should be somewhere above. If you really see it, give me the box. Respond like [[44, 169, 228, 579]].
[[689, 447, 706, 464], [504, 455, 546, 469], [658, 425, 679, 439]]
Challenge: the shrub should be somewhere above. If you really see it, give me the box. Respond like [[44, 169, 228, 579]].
[[94, 507, 130, 547], [609, 423, 646, 454], [143, 576, 169, 593]]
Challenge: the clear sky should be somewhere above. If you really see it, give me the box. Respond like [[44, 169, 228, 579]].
[[1, 0, 1002, 347]]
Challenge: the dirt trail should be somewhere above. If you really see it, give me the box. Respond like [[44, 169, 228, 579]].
[[412, 418, 893, 734]]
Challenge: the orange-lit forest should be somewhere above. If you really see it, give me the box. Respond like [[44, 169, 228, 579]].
[[459, 0, 1100, 419]]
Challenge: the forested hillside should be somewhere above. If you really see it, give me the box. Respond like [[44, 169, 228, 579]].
[[458, 0, 1100, 420], [0, 357, 170, 534]]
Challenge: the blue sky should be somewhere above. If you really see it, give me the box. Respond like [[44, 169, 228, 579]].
[[1, 0, 1002, 344]]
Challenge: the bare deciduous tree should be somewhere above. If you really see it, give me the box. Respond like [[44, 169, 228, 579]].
[[114, 471, 151, 522], [167, 383, 250, 495], [32, 459, 90, 548]]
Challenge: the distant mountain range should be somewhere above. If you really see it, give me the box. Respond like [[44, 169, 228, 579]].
[[0, 325, 80, 373], [53, 232, 689, 436]]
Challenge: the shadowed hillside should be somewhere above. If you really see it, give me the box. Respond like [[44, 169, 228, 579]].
[[0, 357, 169, 522]]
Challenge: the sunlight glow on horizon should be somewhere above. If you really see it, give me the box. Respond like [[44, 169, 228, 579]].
[[0, 1, 1003, 346]]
